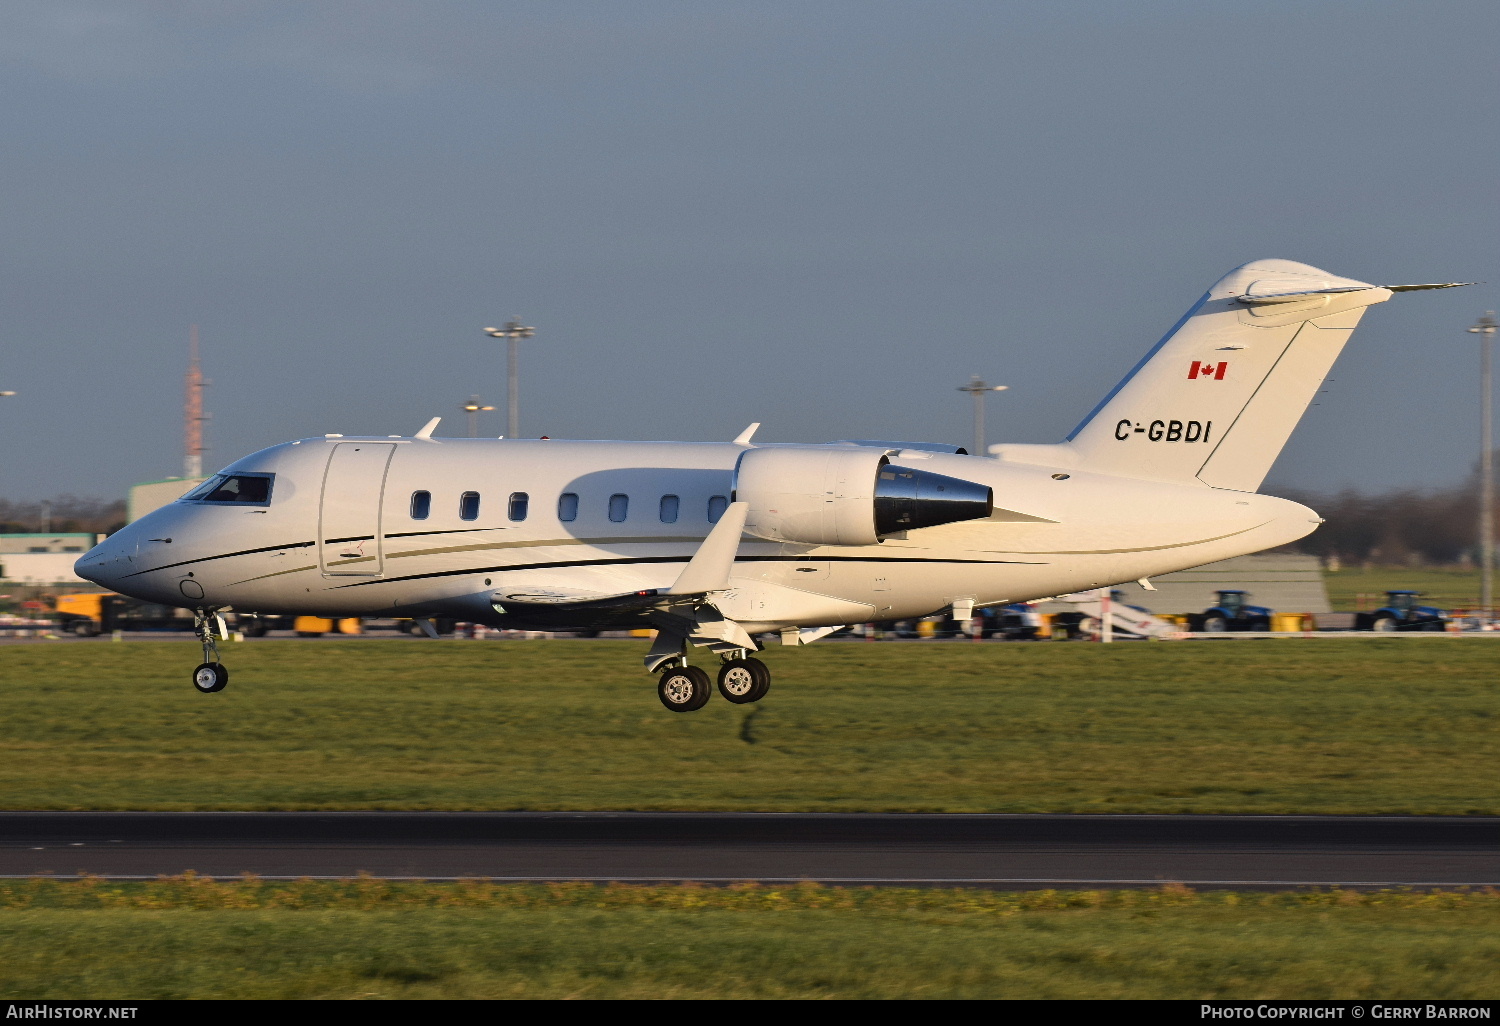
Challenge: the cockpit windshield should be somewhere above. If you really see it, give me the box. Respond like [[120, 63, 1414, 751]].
[[183, 473, 274, 505]]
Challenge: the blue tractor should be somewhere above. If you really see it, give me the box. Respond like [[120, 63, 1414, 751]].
[[1355, 590, 1448, 632], [1188, 589, 1272, 632]]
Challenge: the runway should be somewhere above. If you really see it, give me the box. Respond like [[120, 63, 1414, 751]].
[[2, 813, 1496, 887]]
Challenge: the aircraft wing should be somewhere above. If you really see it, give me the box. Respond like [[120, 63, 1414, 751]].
[[490, 569, 668, 624], [491, 502, 752, 626], [487, 504, 765, 661]]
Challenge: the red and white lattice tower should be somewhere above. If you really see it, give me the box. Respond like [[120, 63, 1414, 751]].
[[184, 325, 205, 480]]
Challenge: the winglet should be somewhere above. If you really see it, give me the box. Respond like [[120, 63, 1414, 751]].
[[414, 417, 441, 439], [733, 422, 761, 445], [667, 501, 748, 594]]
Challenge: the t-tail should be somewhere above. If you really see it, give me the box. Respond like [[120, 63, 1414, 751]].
[[991, 259, 1471, 492]]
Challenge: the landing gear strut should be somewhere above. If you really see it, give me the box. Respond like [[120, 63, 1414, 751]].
[[191, 609, 229, 694]]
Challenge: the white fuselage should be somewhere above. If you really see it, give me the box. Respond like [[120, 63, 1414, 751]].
[[78, 435, 1319, 632]]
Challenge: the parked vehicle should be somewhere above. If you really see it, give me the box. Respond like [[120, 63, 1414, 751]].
[[1354, 590, 1448, 632], [1187, 590, 1272, 632], [52, 593, 292, 636], [1054, 591, 1178, 639]]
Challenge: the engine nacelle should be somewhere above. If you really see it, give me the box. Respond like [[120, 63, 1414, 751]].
[[734, 446, 994, 546]]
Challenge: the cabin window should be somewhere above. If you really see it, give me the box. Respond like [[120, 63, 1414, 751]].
[[659, 494, 679, 523], [410, 491, 431, 520], [558, 493, 579, 522], [707, 495, 728, 522], [459, 491, 481, 521], [509, 492, 529, 522], [183, 473, 274, 506], [608, 494, 629, 523]]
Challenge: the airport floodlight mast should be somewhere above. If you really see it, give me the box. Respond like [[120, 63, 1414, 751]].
[[956, 375, 1008, 456], [1470, 311, 1498, 616], [460, 395, 495, 438], [483, 319, 536, 438], [184, 324, 208, 480]]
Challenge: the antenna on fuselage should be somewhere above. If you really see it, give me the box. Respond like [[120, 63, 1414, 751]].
[[414, 416, 441, 440]]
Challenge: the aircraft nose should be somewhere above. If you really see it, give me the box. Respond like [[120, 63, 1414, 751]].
[[74, 536, 130, 588]]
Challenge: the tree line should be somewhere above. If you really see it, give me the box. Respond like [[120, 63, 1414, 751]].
[[0, 497, 126, 536], [1271, 458, 1498, 566]]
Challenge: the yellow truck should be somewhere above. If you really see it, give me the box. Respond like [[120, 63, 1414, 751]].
[[52, 594, 293, 636], [53, 593, 196, 636]]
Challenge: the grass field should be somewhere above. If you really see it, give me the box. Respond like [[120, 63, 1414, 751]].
[[1322, 565, 1486, 611], [0, 878, 1495, 999], [0, 637, 1495, 813]]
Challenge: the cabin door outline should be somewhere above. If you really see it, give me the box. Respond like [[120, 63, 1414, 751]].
[[318, 443, 396, 576]]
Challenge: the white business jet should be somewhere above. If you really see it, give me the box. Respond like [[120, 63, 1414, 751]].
[[77, 260, 1468, 710]]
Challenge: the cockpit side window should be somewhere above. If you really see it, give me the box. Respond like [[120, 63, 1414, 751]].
[[183, 473, 274, 506]]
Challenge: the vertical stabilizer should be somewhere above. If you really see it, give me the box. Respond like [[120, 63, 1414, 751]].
[[1062, 260, 1394, 492]]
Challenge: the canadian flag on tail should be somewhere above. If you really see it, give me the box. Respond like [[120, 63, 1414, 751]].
[[1189, 360, 1228, 380]]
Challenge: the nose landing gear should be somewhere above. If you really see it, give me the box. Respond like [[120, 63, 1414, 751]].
[[191, 610, 229, 694]]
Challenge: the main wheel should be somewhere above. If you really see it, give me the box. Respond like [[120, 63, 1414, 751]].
[[192, 662, 228, 694], [1201, 615, 1227, 633], [717, 658, 770, 704], [658, 665, 711, 712], [1371, 615, 1398, 632]]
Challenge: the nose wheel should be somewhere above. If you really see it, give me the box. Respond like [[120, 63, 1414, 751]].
[[193, 662, 229, 693], [191, 609, 229, 694]]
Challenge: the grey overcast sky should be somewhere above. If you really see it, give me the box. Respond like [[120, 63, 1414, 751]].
[[1, 0, 1496, 500]]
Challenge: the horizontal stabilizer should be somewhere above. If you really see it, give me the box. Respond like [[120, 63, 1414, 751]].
[[1384, 282, 1477, 292], [1239, 281, 1474, 304]]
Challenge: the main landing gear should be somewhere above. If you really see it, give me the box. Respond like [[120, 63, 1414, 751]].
[[191, 609, 229, 694], [655, 651, 771, 713], [716, 658, 770, 704]]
